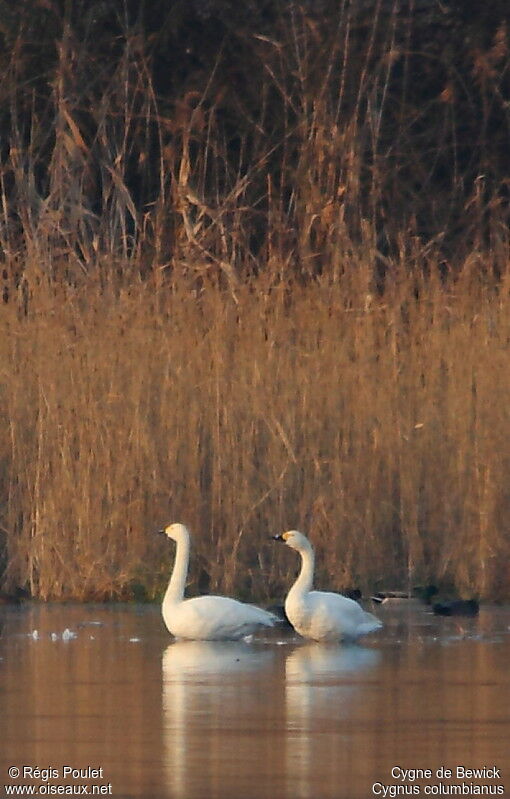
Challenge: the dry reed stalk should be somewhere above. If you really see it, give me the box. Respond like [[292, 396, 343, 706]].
[[0, 253, 509, 600], [0, 3, 509, 600]]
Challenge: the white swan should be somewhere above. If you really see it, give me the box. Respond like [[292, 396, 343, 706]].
[[273, 530, 383, 642], [158, 523, 278, 640]]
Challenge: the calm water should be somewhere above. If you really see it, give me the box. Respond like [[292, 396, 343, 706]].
[[1, 602, 509, 799]]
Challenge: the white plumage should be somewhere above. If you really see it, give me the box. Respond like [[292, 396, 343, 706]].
[[273, 530, 382, 643], [158, 523, 277, 641]]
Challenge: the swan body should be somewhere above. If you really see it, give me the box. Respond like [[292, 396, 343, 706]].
[[158, 523, 278, 641], [273, 530, 382, 643]]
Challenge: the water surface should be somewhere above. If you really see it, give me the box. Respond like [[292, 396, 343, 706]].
[[1, 602, 509, 798]]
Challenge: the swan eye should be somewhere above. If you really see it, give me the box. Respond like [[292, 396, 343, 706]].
[[282, 531, 292, 541]]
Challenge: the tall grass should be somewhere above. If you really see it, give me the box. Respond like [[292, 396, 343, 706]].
[[1, 257, 510, 600], [0, 2, 509, 600]]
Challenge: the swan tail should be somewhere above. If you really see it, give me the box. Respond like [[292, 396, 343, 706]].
[[357, 612, 383, 636], [245, 604, 279, 627]]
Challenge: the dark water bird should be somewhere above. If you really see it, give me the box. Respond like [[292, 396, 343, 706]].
[[344, 588, 362, 601], [371, 585, 438, 605], [432, 599, 479, 617], [0, 586, 30, 605], [371, 590, 411, 604]]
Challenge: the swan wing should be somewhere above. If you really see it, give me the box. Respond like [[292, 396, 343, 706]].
[[170, 595, 277, 641], [288, 590, 382, 642]]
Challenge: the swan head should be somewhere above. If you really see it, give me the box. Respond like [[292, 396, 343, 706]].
[[157, 522, 190, 542], [272, 530, 312, 552]]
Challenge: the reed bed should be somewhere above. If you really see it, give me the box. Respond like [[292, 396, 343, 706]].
[[0, 1, 509, 600], [1, 258, 510, 601]]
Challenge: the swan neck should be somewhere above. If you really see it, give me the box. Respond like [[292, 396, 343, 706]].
[[165, 533, 190, 604], [291, 545, 315, 597]]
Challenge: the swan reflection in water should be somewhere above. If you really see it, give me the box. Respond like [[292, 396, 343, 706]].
[[162, 640, 274, 799], [285, 644, 381, 799], [161, 639, 381, 799]]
